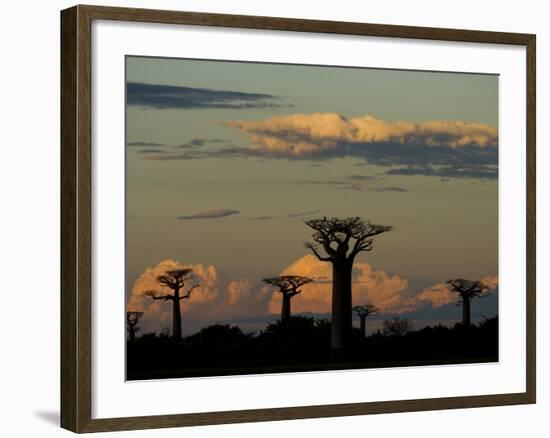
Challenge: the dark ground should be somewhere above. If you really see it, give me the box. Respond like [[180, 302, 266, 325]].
[[126, 316, 498, 380]]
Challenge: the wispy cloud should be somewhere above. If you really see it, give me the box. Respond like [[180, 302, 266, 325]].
[[136, 149, 166, 154], [249, 215, 280, 221], [126, 141, 165, 147], [176, 138, 228, 149], [371, 186, 409, 192], [177, 209, 240, 220], [298, 174, 376, 191], [127, 82, 286, 110], [287, 209, 321, 218]]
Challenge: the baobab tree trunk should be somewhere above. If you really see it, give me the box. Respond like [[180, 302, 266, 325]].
[[331, 260, 353, 358], [360, 315, 367, 337], [172, 286, 182, 340], [462, 296, 471, 327], [281, 295, 291, 321], [129, 329, 135, 342]]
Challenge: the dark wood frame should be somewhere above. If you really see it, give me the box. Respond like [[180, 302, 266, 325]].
[[61, 4, 536, 433]]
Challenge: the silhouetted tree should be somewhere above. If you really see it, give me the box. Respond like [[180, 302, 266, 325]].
[[305, 216, 392, 357], [446, 279, 489, 327], [142, 269, 199, 340], [262, 275, 313, 320], [352, 304, 379, 337], [126, 311, 144, 342], [382, 317, 413, 336]]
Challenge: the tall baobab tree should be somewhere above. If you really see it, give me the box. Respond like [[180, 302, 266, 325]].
[[126, 311, 144, 342], [305, 216, 392, 357], [446, 279, 489, 327], [263, 275, 313, 320], [142, 269, 199, 340], [352, 304, 379, 337]]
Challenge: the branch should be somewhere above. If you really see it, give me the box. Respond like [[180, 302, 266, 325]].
[[305, 242, 332, 261], [180, 284, 199, 300], [142, 290, 174, 301]]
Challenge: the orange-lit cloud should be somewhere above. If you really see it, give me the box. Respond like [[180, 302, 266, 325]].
[[267, 255, 413, 314], [128, 258, 498, 334], [127, 259, 272, 334], [416, 275, 498, 308], [224, 113, 498, 158]]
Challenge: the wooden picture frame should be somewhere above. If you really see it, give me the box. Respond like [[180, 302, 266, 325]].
[[61, 4, 536, 433]]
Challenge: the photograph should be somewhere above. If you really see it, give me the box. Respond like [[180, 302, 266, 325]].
[[125, 56, 499, 380]]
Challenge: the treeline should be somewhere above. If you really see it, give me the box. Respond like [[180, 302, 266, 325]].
[[127, 315, 498, 380]]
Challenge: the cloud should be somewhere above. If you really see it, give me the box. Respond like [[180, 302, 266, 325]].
[[298, 180, 363, 191], [287, 209, 321, 218], [127, 82, 286, 110], [177, 209, 239, 220], [127, 258, 499, 335], [416, 275, 498, 308], [127, 141, 165, 147], [349, 175, 376, 181], [136, 149, 166, 154], [176, 138, 228, 149], [371, 186, 408, 192], [266, 255, 498, 319], [225, 113, 497, 151], [221, 113, 498, 179], [249, 215, 280, 221], [127, 259, 273, 335], [267, 255, 413, 315], [386, 164, 497, 179]]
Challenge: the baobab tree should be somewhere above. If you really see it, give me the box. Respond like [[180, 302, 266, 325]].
[[263, 275, 313, 320], [126, 311, 144, 342], [382, 316, 413, 336], [305, 216, 392, 357], [142, 269, 200, 340], [352, 304, 379, 337], [446, 278, 489, 327]]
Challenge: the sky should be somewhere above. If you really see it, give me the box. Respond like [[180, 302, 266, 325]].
[[125, 56, 499, 336]]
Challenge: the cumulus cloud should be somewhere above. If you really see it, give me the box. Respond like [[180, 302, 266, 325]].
[[267, 255, 413, 315], [127, 82, 286, 110], [177, 209, 239, 220], [416, 275, 498, 308], [127, 259, 221, 333], [127, 259, 272, 335], [224, 113, 497, 153], [220, 113, 498, 179]]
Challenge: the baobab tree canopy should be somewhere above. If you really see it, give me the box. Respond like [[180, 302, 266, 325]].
[[305, 216, 393, 262], [262, 275, 313, 293], [352, 304, 379, 317], [446, 278, 489, 327], [143, 269, 199, 301], [446, 278, 489, 300], [262, 275, 313, 320]]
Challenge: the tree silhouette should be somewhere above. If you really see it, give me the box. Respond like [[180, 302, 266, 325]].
[[446, 279, 489, 327], [262, 275, 313, 320], [352, 304, 379, 337], [382, 316, 413, 336], [305, 216, 392, 357], [142, 269, 199, 340], [126, 311, 144, 342]]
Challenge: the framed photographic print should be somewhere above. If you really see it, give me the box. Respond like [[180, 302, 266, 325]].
[[60, 4, 536, 433]]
